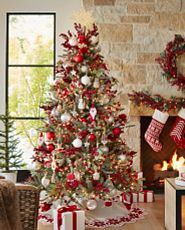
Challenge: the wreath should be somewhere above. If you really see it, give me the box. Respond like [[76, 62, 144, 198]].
[[156, 34, 185, 91]]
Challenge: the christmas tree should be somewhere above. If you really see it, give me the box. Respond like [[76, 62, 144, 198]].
[[32, 23, 142, 225]]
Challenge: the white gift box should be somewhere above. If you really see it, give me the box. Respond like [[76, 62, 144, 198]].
[[121, 192, 138, 204], [139, 190, 154, 202], [53, 206, 85, 230]]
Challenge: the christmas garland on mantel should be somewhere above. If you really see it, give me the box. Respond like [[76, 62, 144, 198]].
[[128, 91, 185, 112]]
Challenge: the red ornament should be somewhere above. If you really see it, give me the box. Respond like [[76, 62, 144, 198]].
[[79, 129, 89, 138], [67, 173, 75, 181], [119, 113, 127, 122], [77, 35, 87, 44], [46, 131, 55, 140], [73, 54, 84, 63], [47, 143, 55, 152], [79, 47, 88, 54], [113, 127, 121, 136], [104, 200, 112, 207], [63, 76, 72, 83], [88, 133, 96, 141]]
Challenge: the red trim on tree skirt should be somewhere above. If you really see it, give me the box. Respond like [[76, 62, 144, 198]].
[[85, 207, 145, 228], [156, 34, 185, 91]]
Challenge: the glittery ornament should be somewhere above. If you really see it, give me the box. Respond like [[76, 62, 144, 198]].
[[61, 113, 71, 123], [72, 138, 82, 148], [86, 199, 97, 210], [81, 75, 91, 85], [81, 65, 88, 73]]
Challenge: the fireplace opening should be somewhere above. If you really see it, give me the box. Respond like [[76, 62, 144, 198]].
[[141, 116, 185, 193]]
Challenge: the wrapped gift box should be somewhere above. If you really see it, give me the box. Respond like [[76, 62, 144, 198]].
[[139, 190, 154, 202], [53, 205, 85, 230], [121, 192, 138, 204]]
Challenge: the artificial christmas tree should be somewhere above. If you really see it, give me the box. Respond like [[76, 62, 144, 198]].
[[31, 23, 143, 227]]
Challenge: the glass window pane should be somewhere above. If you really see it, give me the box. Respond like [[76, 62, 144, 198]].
[[9, 67, 52, 117], [14, 119, 44, 169], [9, 14, 54, 65]]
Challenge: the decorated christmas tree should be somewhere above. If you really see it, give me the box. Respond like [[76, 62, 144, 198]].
[[32, 23, 143, 227]]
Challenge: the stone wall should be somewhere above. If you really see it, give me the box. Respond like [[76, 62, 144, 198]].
[[82, 0, 185, 171]]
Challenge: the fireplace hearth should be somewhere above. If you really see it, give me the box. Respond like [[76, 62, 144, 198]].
[[141, 116, 185, 193]]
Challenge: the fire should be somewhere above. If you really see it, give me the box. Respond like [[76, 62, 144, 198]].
[[161, 151, 185, 171]]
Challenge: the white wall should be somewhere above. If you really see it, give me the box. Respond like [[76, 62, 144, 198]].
[[0, 0, 82, 115]]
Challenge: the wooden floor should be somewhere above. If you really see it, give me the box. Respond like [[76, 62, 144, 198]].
[[38, 194, 165, 230]]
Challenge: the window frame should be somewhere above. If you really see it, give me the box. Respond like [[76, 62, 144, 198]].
[[6, 12, 56, 120]]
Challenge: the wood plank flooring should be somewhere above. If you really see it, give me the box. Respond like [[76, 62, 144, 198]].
[[38, 194, 165, 230]]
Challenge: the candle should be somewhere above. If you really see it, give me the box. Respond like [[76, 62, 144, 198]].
[[179, 166, 185, 181]]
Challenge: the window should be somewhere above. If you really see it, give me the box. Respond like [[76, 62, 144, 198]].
[[6, 13, 56, 168]]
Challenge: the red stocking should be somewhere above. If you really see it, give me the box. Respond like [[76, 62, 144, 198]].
[[144, 109, 169, 152]]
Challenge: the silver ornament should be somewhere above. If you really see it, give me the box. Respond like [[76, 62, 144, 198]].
[[61, 113, 71, 123], [72, 138, 82, 148], [81, 75, 91, 85], [86, 199, 97, 210], [81, 65, 88, 73]]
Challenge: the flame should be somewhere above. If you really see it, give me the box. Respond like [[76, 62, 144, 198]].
[[161, 161, 169, 171], [161, 150, 185, 171]]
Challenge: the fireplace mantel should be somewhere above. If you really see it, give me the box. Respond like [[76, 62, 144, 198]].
[[129, 102, 178, 117]]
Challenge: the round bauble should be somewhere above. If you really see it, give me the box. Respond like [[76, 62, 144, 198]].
[[86, 199, 97, 210], [77, 35, 87, 44], [118, 154, 126, 161], [47, 143, 55, 152], [104, 200, 112, 207], [46, 131, 55, 140], [113, 127, 121, 136], [88, 133, 96, 141], [67, 173, 75, 181], [93, 172, 100, 180], [72, 138, 83, 148], [79, 47, 88, 54], [108, 116, 114, 123], [100, 146, 109, 153], [81, 65, 88, 73], [61, 113, 71, 123], [81, 75, 91, 85], [68, 37, 77, 46], [90, 35, 99, 45], [41, 176, 50, 188], [73, 54, 84, 63], [119, 113, 127, 122]]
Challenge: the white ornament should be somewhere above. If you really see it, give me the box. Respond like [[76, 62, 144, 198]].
[[41, 176, 50, 188], [61, 113, 71, 123], [108, 116, 114, 123], [90, 106, 97, 120], [118, 154, 126, 161], [101, 146, 109, 153], [93, 172, 100, 180], [81, 65, 88, 73], [69, 37, 77, 46], [86, 199, 97, 210], [78, 98, 85, 110], [71, 70, 76, 76], [93, 79, 100, 88], [84, 142, 90, 147], [74, 171, 81, 181], [51, 108, 59, 117], [81, 75, 91, 85], [90, 35, 99, 45], [72, 138, 82, 148]]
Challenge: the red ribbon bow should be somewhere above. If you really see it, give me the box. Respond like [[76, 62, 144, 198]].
[[57, 205, 79, 230]]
